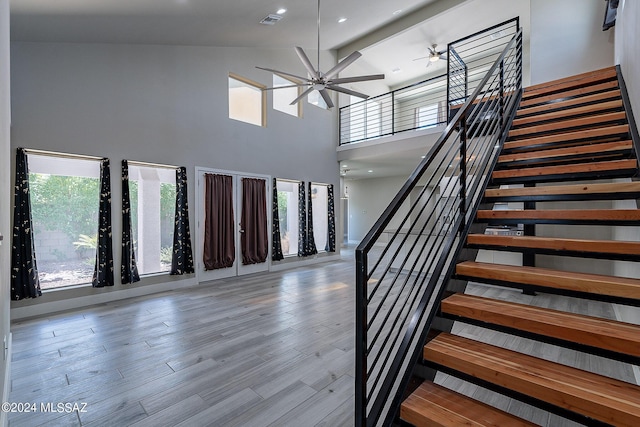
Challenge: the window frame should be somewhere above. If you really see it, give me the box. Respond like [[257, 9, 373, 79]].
[[228, 72, 267, 127], [275, 178, 301, 258], [310, 182, 330, 254]]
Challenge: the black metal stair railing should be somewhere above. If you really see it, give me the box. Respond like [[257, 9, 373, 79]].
[[355, 26, 523, 427]]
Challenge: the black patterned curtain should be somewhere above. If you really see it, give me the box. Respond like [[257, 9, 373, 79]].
[[326, 184, 336, 252], [297, 181, 307, 257], [171, 167, 195, 275], [306, 182, 318, 256], [11, 148, 41, 300], [93, 158, 114, 287], [121, 160, 140, 284], [271, 178, 284, 261]]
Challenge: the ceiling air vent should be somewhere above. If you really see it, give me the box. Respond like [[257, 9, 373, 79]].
[[260, 14, 283, 25]]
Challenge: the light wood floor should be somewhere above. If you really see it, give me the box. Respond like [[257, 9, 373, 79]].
[[8, 254, 356, 426], [8, 248, 639, 426]]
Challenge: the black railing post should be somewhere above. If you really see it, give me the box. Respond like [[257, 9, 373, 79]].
[[459, 114, 467, 232], [391, 91, 395, 135], [499, 61, 505, 134], [355, 250, 368, 427]]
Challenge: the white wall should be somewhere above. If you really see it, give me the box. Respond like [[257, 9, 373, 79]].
[[530, 0, 614, 85], [346, 176, 409, 242], [10, 42, 339, 317], [616, 0, 640, 115], [0, 0, 10, 416]]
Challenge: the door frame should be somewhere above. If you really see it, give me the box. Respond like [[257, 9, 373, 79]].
[[195, 167, 271, 283]]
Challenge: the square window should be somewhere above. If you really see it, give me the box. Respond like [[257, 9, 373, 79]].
[[229, 74, 265, 126], [273, 75, 301, 117]]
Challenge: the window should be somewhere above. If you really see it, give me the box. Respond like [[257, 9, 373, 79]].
[[275, 179, 300, 257], [308, 90, 329, 109], [28, 154, 101, 290], [311, 183, 329, 252], [228, 74, 265, 126], [128, 164, 176, 275], [416, 104, 440, 129], [349, 96, 381, 142], [273, 75, 301, 117]]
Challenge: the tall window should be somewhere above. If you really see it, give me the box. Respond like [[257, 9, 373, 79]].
[[128, 164, 176, 275], [229, 73, 265, 126], [416, 104, 439, 129], [275, 179, 300, 257], [273, 75, 301, 117], [311, 183, 329, 252], [349, 96, 381, 142], [28, 154, 101, 290]]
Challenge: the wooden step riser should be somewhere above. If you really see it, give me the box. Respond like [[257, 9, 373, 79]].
[[522, 66, 617, 97], [492, 164, 637, 185], [424, 333, 640, 427], [498, 140, 633, 164], [512, 101, 624, 128], [516, 89, 622, 119], [496, 152, 634, 170], [508, 111, 627, 139], [465, 235, 640, 262], [441, 294, 640, 361], [519, 80, 619, 109], [483, 181, 640, 203]]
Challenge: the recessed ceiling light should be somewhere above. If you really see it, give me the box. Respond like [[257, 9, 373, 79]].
[[277, 8, 287, 14], [393, 9, 403, 15], [338, 17, 348, 23], [368, 170, 373, 173], [342, 164, 348, 168], [392, 67, 402, 74], [421, 155, 426, 159]]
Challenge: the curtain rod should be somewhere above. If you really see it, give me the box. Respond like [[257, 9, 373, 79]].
[[127, 160, 179, 170], [24, 148, 104, 162]]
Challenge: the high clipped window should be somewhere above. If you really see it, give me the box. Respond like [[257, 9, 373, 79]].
[[127, 164, 176, 275], [311, 183, 329, 252], [273, 75, 301, 117], [28, 153, 101, 290], [229, 73, 265, 126], [275, 179, 300, 257], [416, 104, 440, 129]]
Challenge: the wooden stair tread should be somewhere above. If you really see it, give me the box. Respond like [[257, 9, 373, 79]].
[[516, 89, 621, 118], [523, 67, 617, 97], [503, 124, 630, 152], [509, 110, 626, 138], [497, 140, 633, 164], [477, 208, 640, 221], [512, 100, 623, 129], [466, 233, 640, 257], [442, 293, 640, 357], [455, 261, 640, 299], [483, 181, 640, 201], [401, 381, 537, 427], [492, 159, 637, 180], [519, 80, 619, 109], [424, 332, 640, 427]]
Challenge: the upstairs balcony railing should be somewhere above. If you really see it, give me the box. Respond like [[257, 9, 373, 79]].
[[339, 74, 448, 145]]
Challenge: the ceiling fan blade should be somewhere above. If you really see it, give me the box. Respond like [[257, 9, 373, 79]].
[[323, 51, 362, 80], [328, 74, 385, 84], [263, 83, 310, 91], [319, 89, 334, 109], [289, 86, 315, 105], [439, 54, 447, 60], [256, 66, 309, 82], [326, 85, 370, 99], [413, 56, 429, 62], [295, 47, 319, 79]]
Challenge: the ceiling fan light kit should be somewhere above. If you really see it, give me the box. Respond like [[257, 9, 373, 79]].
[[257, 0, 384, 108]]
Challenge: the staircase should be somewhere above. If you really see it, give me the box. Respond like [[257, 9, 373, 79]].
[[400, 66, 640, 426]]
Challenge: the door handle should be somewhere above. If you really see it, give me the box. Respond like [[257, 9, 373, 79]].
[[239, 229, 245, 233]]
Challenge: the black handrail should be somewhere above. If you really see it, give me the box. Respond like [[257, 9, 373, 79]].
[[355, 25, 523, 427]]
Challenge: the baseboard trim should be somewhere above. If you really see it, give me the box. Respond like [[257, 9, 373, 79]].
[[1, 332, 11, 427]]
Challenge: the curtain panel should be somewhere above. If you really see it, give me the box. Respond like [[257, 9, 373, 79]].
[[121, 160, 140, 284], [327, 184, 336, 252], [305, 182, 318, 256], [10, 148, 42, 300], [93, 158, 114, 287], [241, 178, 269, 265], [271, 178, 284, 261], [171, 167, 194, 275], [203, 173, 235, 270], [297, 181, 307, 257]]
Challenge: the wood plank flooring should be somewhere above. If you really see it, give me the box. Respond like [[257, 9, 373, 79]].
[[8, 248, 639, 426]]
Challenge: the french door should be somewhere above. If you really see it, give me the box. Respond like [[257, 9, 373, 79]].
[[196, 167, 270, 282]]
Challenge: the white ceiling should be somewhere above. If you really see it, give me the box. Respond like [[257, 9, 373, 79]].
[[10, 0, 531, 182]]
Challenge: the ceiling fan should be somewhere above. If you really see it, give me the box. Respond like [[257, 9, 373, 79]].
[[256, 0, 384, 109], [413, 44, 447, 67]]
